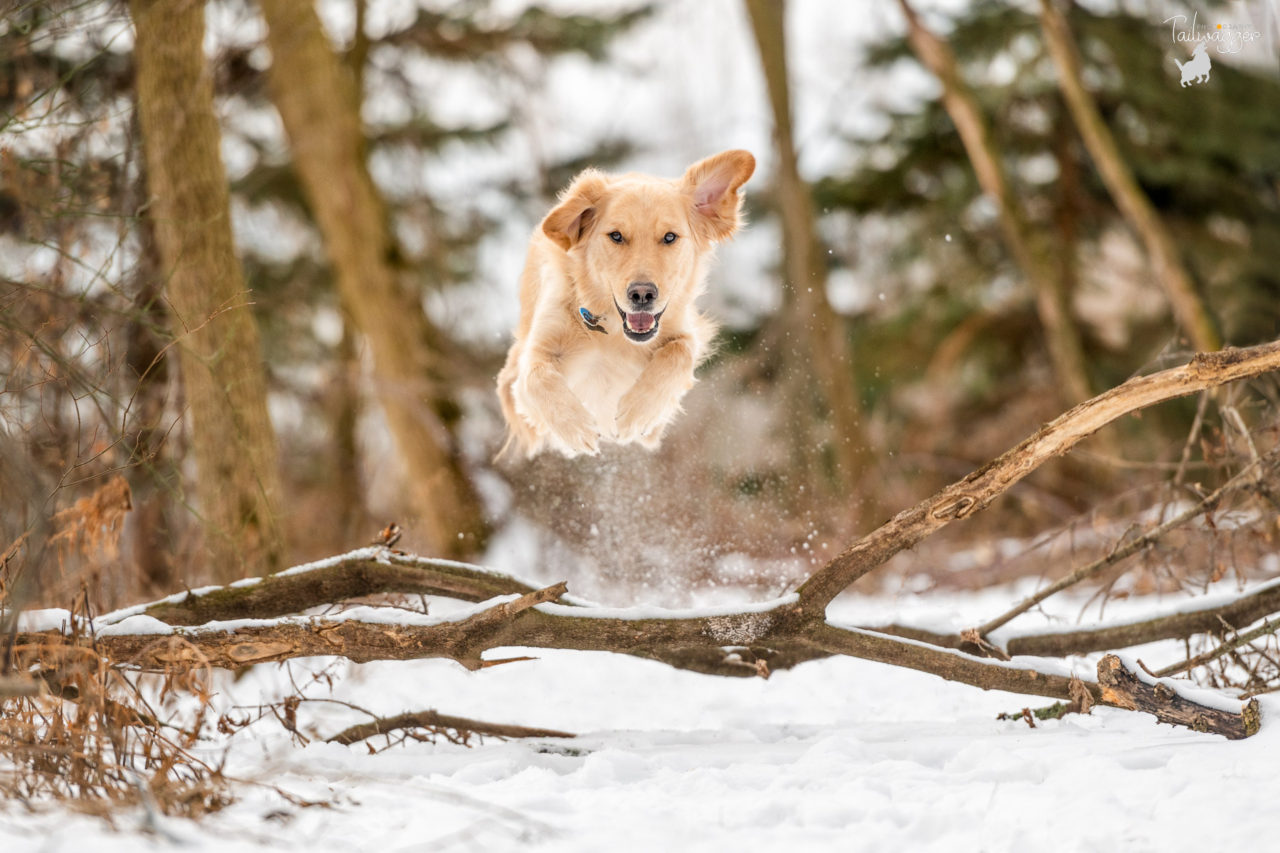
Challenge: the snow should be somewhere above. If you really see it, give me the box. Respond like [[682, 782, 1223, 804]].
[[95, 614, 176, 637], [534, 592, 798, 622], [13, 608, 72, 632], [4, 586, 1275, 852]]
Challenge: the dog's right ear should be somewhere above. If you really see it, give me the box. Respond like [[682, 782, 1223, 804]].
[[542, 169, 609, 251]]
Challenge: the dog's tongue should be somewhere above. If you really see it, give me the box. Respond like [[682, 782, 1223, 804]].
[[626, 313, 655, 333]]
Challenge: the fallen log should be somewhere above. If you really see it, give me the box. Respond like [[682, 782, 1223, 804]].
[[1097, 655, 1259, 740], [14, 581, 1259, 739]]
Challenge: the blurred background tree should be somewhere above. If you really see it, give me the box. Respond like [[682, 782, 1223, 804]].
[[2, 0, 1278, 609]]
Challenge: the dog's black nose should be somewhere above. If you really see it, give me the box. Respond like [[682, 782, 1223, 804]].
[[627, 281, 658, 308]]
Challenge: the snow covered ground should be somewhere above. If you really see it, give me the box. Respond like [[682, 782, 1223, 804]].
[[3, 584, 1277, 852]]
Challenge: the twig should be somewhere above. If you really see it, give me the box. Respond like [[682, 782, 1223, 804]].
[[973, 451, 1275, 638], [1157, 617, 1280, 679], [325, 709, 574, 746], [1002, 577, 1280, 658], [1222, 404, 1263, 470], [1175, 390, 1212, 487]]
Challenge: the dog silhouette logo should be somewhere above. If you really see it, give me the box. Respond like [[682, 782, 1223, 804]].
[[1174, 42, 1212, 86]]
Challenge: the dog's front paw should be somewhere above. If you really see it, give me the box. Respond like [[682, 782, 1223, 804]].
[[546, 411, 601, 457], [615, 388, 676, 446]]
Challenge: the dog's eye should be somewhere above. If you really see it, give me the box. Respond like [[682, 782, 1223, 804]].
[[663, 232, 678, 244], [609, 231, 624, 244]]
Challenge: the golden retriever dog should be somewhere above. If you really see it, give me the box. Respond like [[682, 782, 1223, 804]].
[[496, 149, 755, 459]]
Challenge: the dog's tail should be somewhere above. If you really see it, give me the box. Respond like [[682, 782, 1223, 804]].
[[1173, 57, 1186, 71], [493, 431, 519, 465]]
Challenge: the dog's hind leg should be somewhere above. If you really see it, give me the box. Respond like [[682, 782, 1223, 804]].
[[495, 352, 540, 461]]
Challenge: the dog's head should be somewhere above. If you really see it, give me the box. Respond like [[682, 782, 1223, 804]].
[[541, 149, 755, 343]]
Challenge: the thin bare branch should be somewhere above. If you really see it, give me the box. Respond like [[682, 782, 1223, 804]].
[[974, 449, 1277, 638], [1004, 579, 1280, 657], [326, 710, 574, 745], [1154, 617, 1280, 678]]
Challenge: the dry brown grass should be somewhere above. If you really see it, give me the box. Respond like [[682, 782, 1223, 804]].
[[0, 613, 230, 819], [1, 475, 230, 819], [48, 475, 133, 563]]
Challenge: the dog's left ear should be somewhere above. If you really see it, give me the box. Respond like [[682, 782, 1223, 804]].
[[682, 149, 755, 242]]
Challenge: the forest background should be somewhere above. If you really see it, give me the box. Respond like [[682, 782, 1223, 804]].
[[4, 0, 1280, 617]]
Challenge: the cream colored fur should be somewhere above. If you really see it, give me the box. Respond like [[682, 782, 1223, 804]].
[[497, 150, 755, 459]]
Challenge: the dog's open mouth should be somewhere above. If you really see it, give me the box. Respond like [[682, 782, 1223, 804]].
[[617, 303, 663, 343]]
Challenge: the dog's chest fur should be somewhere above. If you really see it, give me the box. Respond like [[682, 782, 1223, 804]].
[[560, 334, 649, 438]]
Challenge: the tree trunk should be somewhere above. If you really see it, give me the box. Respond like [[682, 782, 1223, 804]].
[[130, 0, 287, 581], [258, 0, 486, 557], [1037, 0, 1221, 352], [896, 0, 1093, 407], [743, 0, 872, 508], [122, 108, 180, 594]]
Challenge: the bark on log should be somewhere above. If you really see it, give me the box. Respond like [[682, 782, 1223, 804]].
[[1097, 655, 1258, 740]]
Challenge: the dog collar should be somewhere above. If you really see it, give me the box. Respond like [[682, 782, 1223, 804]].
[[579, 307, 608, 334]]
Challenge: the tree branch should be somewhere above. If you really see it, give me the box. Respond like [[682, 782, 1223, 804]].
[[1004, 578, 1280, 658], [796, 342, 1280, 614], [325, 709, 574, 745], [137, 548, 549, 626], [1153, 617, 1280, 679]]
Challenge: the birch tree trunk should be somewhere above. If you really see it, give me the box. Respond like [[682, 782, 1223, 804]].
[[130, 0, 287, 580], [744, 0, 872, 505], [258, 0, 486, 557]]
